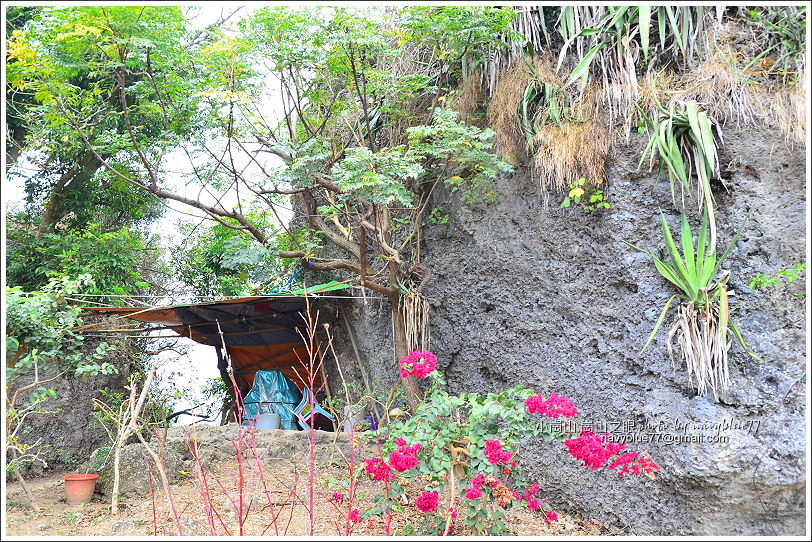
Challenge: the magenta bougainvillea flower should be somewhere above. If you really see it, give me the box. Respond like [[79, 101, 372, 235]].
[[525, 393, 578, 418], [363, 440, 422, 481], [564, 430, 660, 476], [362, 457, 395, 481], [484, 439, 514, 464], [464, 486, 483, 500], [398, 350, 438, 379], [415, 490, 440, 513]]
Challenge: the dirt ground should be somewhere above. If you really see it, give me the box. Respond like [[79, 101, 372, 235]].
[[5, 460, 620, 537]]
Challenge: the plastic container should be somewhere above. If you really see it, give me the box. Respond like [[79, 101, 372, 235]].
[[343, 405, 367, 433], [64, 473, 99, 505], [256, 413, 281, 429]]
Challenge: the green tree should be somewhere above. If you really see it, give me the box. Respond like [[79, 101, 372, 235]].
[[7, 6, 518, 409]]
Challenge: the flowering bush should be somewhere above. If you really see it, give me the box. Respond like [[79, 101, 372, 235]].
[[565, 431, 660, 477], [347, 350, 660, 535]]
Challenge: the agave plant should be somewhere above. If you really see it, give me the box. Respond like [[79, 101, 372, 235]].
[[627, 211, 761, 401], [638, 99, 722, 253]]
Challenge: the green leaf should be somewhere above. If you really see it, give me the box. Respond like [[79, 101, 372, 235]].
[[729, 319, 764, 362], [641, 295, 679, 353], [639, 6, 652, 60], [564, 42, 606, 88]]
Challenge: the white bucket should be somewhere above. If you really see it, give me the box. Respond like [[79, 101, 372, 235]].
[[256, 413, 281, 430]]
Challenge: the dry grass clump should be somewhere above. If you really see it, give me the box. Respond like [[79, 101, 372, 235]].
[[486, 58, 538, 165], [679, 27, 762, 126], [451, 69, 487, 126], [678, 24, 806, 144], [755, 59, 807, 146], [487, 55, 609, 194], [530, 87, 609, 194]]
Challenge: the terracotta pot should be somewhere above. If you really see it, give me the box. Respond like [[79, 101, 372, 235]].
[[64, 473, 99, 505]]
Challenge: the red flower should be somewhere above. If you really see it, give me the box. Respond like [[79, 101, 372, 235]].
[[348, 508, 362, 524], [527, 483, 540, 496], [398, 350, 438, 379], [484, 439, 514, 465], [388, 450, 420, 472], [564, 431, 660, 477], [362, 458, 395, 481], [525, 393, 578, 418], [465, 487, 482, 500], [331, 492, 345, 502], [564, 431, 626, 471], [545, 511, 559, 523], [527, 498, 540, 510], [415, 490, 439, 513]]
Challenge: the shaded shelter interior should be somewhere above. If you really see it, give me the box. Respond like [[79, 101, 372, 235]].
[[86, 296, 333, 414]]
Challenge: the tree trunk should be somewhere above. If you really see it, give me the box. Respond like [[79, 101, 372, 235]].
[[390, 294, 423, 413], [111, 436, 125, 514], [6, 125, 26, 172], [12, 462, 39, 512]]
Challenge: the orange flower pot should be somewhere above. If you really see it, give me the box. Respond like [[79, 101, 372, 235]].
[[64, 473, 99, 505]]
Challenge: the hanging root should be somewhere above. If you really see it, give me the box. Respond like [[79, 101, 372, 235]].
[[668, 301, 731, 401], [401, 292, 430, 353]]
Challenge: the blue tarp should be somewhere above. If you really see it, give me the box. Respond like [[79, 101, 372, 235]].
[[242, 370, 303, 430]]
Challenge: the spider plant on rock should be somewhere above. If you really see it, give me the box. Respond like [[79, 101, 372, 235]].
[[626, 211, 761, 401], [637, 99, 722, 254]]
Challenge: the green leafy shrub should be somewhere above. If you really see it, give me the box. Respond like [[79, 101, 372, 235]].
[[560, 177, 610, 210], [327, 353, 660, 536], [748, 263, 806, 299]]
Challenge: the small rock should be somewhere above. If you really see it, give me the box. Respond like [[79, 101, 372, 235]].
[[109, 520, 136, 535], [180, 519, 207, 536]]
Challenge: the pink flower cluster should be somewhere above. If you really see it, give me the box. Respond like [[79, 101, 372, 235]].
[[464, 473, 487, 500], [331, 492, 345, 502], [415, 490, 439, 513], [362, 457, 394, 481], [348, 508, 362, 524], [398, 350, 438, 379], [484, 439, 516, 465], [564, 431, 660, 476], [525, 393, 578, 419], [362, 439, 423, 481], [607, 452, 661, 476]]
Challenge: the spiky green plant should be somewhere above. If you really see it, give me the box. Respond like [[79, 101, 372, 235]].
[[638, 99, 721, 253], [556, 6, 709, 90], [627, 211, 761, 401]]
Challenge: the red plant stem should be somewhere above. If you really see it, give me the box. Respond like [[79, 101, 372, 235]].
[[293, 300, 331, 536], [249, 436, 281, 536], [370, 428, 394, 535], [187, 435, 219, 535], [147, 456, 158, 535], [345, 428, 358, 536]]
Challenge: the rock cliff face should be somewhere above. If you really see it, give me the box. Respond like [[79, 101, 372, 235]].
[[336, 123, 806, 535], [8, 337, 135, 475]]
